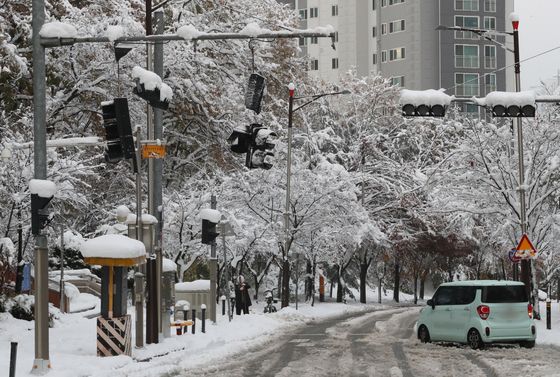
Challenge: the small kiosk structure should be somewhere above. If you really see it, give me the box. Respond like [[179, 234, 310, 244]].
[[81, 234, 146, 357]]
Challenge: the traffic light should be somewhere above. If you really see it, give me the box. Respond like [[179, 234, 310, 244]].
[[133, 81, 171, 110], [400, 89, 452, 117], [101, 98, 135, 162], [248, 124, 276, 169], [30, 179, 56, 235], [486, 91, 536, 117], [200, 209, 221, 245], [227, 125, 251, 153], [245, 73, 265, 114]]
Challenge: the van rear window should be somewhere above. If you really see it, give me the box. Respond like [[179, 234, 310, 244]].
[[482, 285, 528, 303]]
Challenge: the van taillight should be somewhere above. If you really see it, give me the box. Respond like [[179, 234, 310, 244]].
[[528, 303, 533, 319], [477, 305, 490, 320]]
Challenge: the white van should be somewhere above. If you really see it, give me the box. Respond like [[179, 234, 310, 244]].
[[416, 280, 536, 349]]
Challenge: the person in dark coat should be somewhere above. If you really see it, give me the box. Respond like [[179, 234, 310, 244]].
[[234, 275, 252, 315]]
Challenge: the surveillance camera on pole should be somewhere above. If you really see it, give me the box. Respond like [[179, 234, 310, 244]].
[[482, 91, 536, 118], [400, 89, 453, 117]]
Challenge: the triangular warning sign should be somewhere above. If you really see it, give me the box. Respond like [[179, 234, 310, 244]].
[[515, 234, 537, 258]]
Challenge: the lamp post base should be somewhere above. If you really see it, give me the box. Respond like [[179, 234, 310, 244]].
[[31, 358, 51, 375]]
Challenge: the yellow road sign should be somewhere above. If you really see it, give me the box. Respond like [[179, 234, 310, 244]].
[[142, 144, 166, 159], [515, 234, 537, 259]]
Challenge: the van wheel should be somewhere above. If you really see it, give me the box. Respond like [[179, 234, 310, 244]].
[[418, 325, 431, 343], [520, 340, 535, 349], [467, 329, 484, 350]]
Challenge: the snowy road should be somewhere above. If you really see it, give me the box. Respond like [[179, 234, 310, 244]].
[[184, 306, 560, 377]]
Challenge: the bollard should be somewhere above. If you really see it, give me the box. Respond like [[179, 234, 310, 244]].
[[9, 342, 17, 377], [547, 298, 551, 330], [183, 304, 189, 334], [201, 304, 207, 333], [192, 309, 196, 334], [176, 326, 182, 336], [221, 295, 226, 316]]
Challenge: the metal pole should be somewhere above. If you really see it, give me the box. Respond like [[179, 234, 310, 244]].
[[295, 253, 299, 310], [9, 342, 18, 377], [134, 272, 144, 348], [209, 195, 217, 323], [32, 0, 50, 371], [59, 225, 65, 313], [222, 224, 231, 322], [153, 9, 165, 338], [282, 84, 294, 309], [15, 205, 23, 293]]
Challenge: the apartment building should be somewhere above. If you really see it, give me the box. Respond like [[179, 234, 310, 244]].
[[278, 0, 514, 108]]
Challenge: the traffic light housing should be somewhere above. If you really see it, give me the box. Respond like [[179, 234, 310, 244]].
[[133, 81, 170, 110], [31, 193, 54, 235], [400, 89, 452, 117], [101, 98, 135, 162], [486, 91, 536, 118], [248, 124, 276, 169], [245, 73, 265, 114], [227, 125, 251, 153], [201, 208, 221, 245]]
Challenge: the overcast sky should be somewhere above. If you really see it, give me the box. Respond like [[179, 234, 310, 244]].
[[515, 0, 560, 90]]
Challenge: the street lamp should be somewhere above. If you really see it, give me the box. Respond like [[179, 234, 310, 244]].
[[437, 14, 538, 316], [282, 83, 350, 308]]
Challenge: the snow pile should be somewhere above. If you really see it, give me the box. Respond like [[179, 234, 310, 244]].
[[481, 90, 536, 107], [200, 208, 221, 223], [39, 21, 78, 38], [105, 25, 125, 42], [116, 205, 131, 220], [29, 179, 56, 198], [240, 22, 271, 37], [131, 66, 174, 102], [63, 282, 81, 300], [0, 238, 15, 265], [125, 213, 158, 225], [80, 234, 146, 259], [177, 24, 204, 40], [162, 258, 177, 273], [399, 89, 454, 106], [176, 279, 210, 292]]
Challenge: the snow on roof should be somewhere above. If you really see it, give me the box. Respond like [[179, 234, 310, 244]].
[[125, 213, 158, 225], [399, 89, 454, 106], [131, 66, 174, 102], [482, 91, 535, 107], [39, 21, 78, 39], [177, 24, 204, 40], [80, 234, 146, 259], [162, 258, 177, 273], [200, 208, 221, 223], [105, 25, 125, 42], [175, 279, 210, 292], [29, 179, 56, 198]]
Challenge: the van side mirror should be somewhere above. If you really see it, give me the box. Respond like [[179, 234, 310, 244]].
[[427, 299, 435, 309]]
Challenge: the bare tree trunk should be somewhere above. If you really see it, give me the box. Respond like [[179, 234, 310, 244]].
[[305, 258, 312, 301], [393, 262, 400, 303], [253, 275, 259, 301], [330, 278, 334, 298], [413, 273, 418, 305], [311, 257, 316, 307], [360, 262, 368, 304], [277, 265, 282, 304], [420, 278, 425, 299], [336, 267, 343, 303], [281, 259, 290, 308]]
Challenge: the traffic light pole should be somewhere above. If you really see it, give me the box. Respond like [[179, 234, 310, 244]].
[[210, 195, 217, 323], [32, 0, 50, 372]]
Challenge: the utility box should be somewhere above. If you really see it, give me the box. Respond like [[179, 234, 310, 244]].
[[175, 280, 210, 320]]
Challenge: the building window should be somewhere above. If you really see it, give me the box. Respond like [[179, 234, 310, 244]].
[[381, 50, 387, 63], [381, 23, 387, 35], [373, 53, 377, 64], [484, 45, 496, 68], [382, 0, 387, 7], [334, 32, 339, 42], [485, 73, 496, 93], [484, 0, 496, 12], [389, 47, 405, 61], [299, 9, 307, 20], [455, 16, 479, 39], [299, 37, 307, 46], [455, 0, 479, 11], [455, 44, 479, 68], [311, 36, 318, 44], [373, 0, 376, 10], [389, 0, 405, 4], [372, 27, 376, 37], [310, 7, 318, 18], [484, 16, 496, 30], [310, 59, 319, 70], [389, 20, 405, 33], [391, 76, 405, 87], [332, 58, 339, 69], [332, 5, 338, 16], [455, 73, 479, 96]]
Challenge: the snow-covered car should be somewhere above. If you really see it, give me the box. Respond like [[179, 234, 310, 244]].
[[416, 280, 536, 349]]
